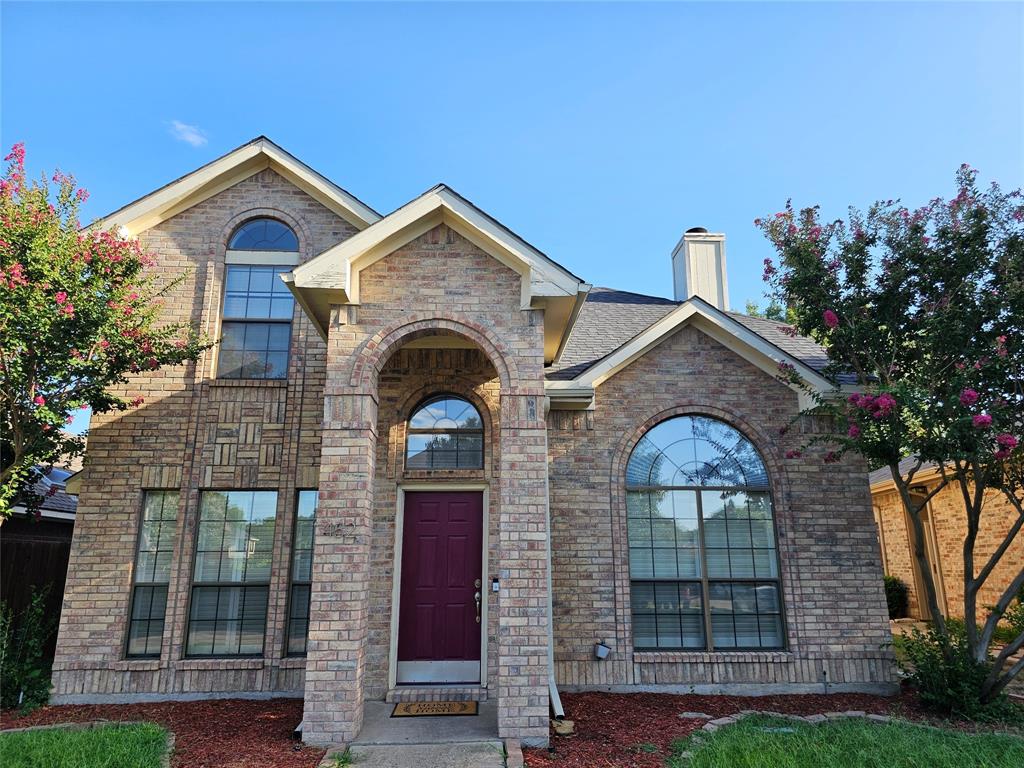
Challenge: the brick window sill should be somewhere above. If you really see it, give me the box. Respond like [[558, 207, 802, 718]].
[[110, 659, 163, 672], [176, 658, 266, 671], [633, 650, 794, 664], [206, 378, 288, 388]]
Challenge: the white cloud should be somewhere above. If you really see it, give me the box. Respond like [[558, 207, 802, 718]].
[[169, 120, 208, 147]]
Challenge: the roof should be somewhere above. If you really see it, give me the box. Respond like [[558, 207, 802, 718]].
[[12, 466, 79, 518], [868, 457, 942, 491], [95, 136, 382, 235], [546, 287, 841, 383]]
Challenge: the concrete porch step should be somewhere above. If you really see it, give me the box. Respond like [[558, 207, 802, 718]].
[[346, 741, 506, 768], [385, 686, 488, 703]]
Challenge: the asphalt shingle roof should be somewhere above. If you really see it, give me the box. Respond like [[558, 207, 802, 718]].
[[545, 287, 840, 382]]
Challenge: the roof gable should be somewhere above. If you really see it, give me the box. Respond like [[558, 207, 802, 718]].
[[95, 136, 381, 235], [284, 185, 589, 360], [546, 295, 839, 409]]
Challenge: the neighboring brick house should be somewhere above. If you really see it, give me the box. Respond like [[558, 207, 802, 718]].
[[870, 460, 1024, 622], [52, 137, 896, 747]]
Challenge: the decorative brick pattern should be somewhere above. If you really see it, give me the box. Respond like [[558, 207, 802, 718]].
[[52, 169, 351, 701]]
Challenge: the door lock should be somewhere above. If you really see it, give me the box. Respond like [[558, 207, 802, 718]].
[[474, 578, 482, 588]]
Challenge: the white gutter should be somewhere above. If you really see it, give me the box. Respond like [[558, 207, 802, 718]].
[[542, 396, 565, 719]]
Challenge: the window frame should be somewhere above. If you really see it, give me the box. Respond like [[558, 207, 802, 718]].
[[184, 489, 279, 659], [404, 393, 485, 470], [218, 217, 299, 381], [284, 489, 317, 657], [124, 490, 179, 660], [625, 417, 787, 653]]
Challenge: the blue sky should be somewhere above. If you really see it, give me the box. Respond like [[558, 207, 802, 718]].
[[3, 2, 1022, 434]]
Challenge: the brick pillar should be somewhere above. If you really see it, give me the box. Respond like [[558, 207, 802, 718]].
[[497, 391, 551, 747], [301, 389, 378, 746]]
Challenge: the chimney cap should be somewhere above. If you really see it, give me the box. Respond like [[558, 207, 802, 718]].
[[686, 226, 709, 234]]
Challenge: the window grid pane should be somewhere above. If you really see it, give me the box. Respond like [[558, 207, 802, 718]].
[[126, 492, 177, 658], [405, 396, 484, 470], [186, 491, 277, 657], [625, 417, 784, 652], [286, 490, 317, 656], [219, 264, 293, 380]]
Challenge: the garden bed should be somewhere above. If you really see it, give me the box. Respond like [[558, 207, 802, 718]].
[[0, 698, 322, 768], [525, 689, 1023, 768]]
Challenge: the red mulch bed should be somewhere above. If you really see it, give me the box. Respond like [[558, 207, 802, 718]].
[[0, 698, 323, 768], [525, 689, 932, 768]]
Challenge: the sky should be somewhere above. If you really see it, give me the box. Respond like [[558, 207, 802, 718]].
[[3, 1, 1022, 434]]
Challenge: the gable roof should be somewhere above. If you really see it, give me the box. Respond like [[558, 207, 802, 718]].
[[94, 136, 381, 235], [284, 184, 589, 360], [545, 288, 844, 409]]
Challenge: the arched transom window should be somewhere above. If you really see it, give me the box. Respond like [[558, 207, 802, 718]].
[[406, 396, 484, 470], [626, 415, 784, 651]]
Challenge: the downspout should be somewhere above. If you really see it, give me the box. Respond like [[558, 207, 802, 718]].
[[542, 395, 565, 720]]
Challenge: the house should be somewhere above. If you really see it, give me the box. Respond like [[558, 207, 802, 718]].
[[52, 137, 896, 747], [2, 465, 79, 661], [870, 459, 1024, 622]]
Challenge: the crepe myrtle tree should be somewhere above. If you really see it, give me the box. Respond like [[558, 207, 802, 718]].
[[0, 143, 209, 518], [756, 164, 1024, 703]]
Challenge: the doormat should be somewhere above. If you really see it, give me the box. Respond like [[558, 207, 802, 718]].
[[391, 701, 479, 717]]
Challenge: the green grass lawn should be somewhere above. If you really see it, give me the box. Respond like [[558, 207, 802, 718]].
[[0, 723, 168, 768], [668, 715, 1024, 768]]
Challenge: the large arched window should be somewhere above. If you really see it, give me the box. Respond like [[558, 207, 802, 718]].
[[626, 415, 784, 651], [405, 396, 484, 469], [219, 217, 298, 379]]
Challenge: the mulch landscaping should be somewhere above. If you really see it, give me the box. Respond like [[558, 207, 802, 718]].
[[2, 688, 1020, 768], [0, 698, 323, 768]]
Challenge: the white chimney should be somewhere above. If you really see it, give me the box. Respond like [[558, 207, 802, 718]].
[[671, 227, 729, 310]]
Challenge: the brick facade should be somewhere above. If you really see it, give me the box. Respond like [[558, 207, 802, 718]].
[[874, 484, 1024, 620], [52, 163, 897, 749]]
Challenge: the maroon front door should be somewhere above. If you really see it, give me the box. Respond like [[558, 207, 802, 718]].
[[397, 491, 483, 684]]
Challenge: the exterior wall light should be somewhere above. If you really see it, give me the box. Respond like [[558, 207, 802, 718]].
[[593, 641, 610, 660]]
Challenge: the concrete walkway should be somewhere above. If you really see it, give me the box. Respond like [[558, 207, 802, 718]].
[[340, 700, 506, 767]]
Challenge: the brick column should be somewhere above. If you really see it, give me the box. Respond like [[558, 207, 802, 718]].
[[301, 389, 378, 746], [497, 391, 551, 747]]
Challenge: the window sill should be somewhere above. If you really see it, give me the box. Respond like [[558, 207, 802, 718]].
[[207, 378, 288, 388], [176, 658, 266, 670], [633, 650, 793, 663], [111, 659, 163, 671]]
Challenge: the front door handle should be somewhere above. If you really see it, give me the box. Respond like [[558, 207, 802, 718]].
[[474, 591, 481, 623]]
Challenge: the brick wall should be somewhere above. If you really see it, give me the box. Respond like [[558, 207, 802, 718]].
[[51, 169, 353, 701], [303, 224, 551, 746], [874, 484, 1024, 620], [548, 325, 897, 692]]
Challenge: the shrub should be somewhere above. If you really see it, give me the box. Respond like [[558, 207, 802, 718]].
[[884, 575, 909, 619], [898, 621, 1020, 722], [0, 588, 57, 712]]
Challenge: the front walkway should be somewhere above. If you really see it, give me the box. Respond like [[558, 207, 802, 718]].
[[345, 701, 504, 767]]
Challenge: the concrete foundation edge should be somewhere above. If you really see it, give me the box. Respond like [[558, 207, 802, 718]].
[[50, 690, 302, 705], [558, 681, 900, 696]]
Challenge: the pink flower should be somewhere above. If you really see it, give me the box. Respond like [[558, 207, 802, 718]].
[[129, 396, 145, 407], [824, 451, 840, 464], [973, 413, 993, 429], [996, 433, 1018, 449], [847, 423, 861, 438], [959, 388, 979, 406], [55, 291, 68, 305], [65, 416, 73, 424], [785, 450, 802, 459], [823, 310, 839, 329], [33, 395, 45, 406], [61, 303, 74, 317], [994, 448, 1012, 461]]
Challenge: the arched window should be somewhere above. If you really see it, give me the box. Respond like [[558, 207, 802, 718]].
[[626, 415, 784, 651], [219, 218, 298, 379], [406, 396, 484, 470], [228, 217, 300, 251]]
